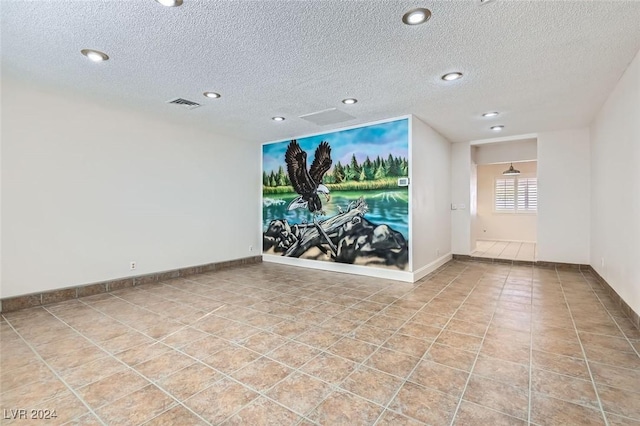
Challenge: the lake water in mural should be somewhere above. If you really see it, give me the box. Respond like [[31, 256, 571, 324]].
[[263, 189, 409, 239]]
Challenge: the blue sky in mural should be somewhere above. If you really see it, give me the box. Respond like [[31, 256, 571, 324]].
[[263, 118, 408, 173]]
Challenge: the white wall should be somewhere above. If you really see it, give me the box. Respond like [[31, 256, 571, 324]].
[[1, 77, 260, 298], [475, 162, 537, 242], [411, 116, 452, 277], [469, 149, 478, 252], [450, 142, 472, 255], [590, 48, 640, 316], [475, 139, 537, 165], [266, 116, 452, 283], [537, 128, 590, 264]]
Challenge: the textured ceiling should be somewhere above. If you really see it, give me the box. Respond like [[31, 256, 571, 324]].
[[2, 0, 640, 144]]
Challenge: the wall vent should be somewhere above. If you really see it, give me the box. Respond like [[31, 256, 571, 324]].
[[166, 98, 201, 109]]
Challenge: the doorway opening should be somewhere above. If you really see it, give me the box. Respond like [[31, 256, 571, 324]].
[[470, 138, 538, 261]]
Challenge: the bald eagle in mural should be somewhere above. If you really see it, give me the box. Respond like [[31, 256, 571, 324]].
[[285, 140, 332, 214]]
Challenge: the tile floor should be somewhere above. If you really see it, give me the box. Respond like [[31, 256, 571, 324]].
[[1, 260, 639, 425], [472, 240, 537, 262]]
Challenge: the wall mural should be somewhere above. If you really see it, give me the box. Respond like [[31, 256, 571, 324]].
[[262, 118, 409, 270]]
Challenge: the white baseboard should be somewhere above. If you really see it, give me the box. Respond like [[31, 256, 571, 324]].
[[476, 239, 536, 244], [262, 254, 415, 282], [263, 253, 453, 283], [411, 253, 453, 281]]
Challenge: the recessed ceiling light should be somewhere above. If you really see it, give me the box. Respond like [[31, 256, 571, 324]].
[[156, 0, 183, 6], [203, 92, 221, 99], [272, 116, 285, 122], [441, 72, 463, 81], [402, 8, 431, 25], [482, 111, 499, 118], [342, 98, 358, 105], [491, 125, 505, 131], [80, 49, 109, 62]]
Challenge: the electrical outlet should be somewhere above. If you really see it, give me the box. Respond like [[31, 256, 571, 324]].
[[130, 261, 136, 270], [249, 245, 253, 252], [436, 248, 440, 256], [601, 258, 605, 268]]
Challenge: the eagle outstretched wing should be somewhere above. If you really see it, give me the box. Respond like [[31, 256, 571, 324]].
[[285, 140, 315, 195], [309, 141, 332, 185]]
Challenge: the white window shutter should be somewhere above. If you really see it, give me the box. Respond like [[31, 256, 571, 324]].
[[495, 178, 516, 211], [495, 176, 537, 213]]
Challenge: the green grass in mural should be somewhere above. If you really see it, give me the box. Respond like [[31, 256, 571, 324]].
[[262, 177, 401, 194], [263, 185, 295, 194]]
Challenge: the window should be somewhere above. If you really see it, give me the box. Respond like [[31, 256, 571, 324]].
[[517, 178, 537, 211], [495, 178, 515, 211], [495, 177, 537, 212]]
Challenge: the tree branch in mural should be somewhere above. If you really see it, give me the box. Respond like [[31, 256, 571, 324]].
[[263, 197, 408, 269]]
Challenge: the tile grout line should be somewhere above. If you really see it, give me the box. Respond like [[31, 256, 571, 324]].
[[162, 256, 450, 324], [76, 271, 435, 424], [1, 313, 110, 426], [330, 264, 470, 424], [472, 240, 488, 257], [280, 262, 468, 423], [167, 263, 414, 333], [370, 263, 478, 425], [2, 267, 458, 426], [56, 300, 223, 426], [77, 295, 319, 423], [6, 261, 621, 425], [323, 267, 479, 424], [578, 269, 640, 359], [120, 264, 455, 423], [554, 269, 610, 426], [488, 241, 498, 257], [527, 262, 535, 425], [495, 241, 508, 258], [514, 241, 524, 263], [3, 261, 529, 425], [577, 268, 640, 424], [501, 241, 517, 261], [5, 266, 428, 422], [387, 262, 520, 424], [448, 263, 527, 425]]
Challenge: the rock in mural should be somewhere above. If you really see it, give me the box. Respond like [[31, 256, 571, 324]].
[[263, 198, 408, 269]]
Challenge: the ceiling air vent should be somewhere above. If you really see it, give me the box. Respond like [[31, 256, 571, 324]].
[[299, 108, 355, 126], [166, 98, 201, 110]]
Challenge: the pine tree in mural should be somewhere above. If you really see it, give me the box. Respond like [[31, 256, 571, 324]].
[[385, 154, 397, 177], [276, 166, 288, 187], [363, 157, 374, 181], [333, 161, 345, 183], [349, 154, 360, 176], [263, 149, 408, 188]]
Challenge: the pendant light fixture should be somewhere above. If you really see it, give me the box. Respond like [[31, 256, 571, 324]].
[[503, 163, 521, 176]]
